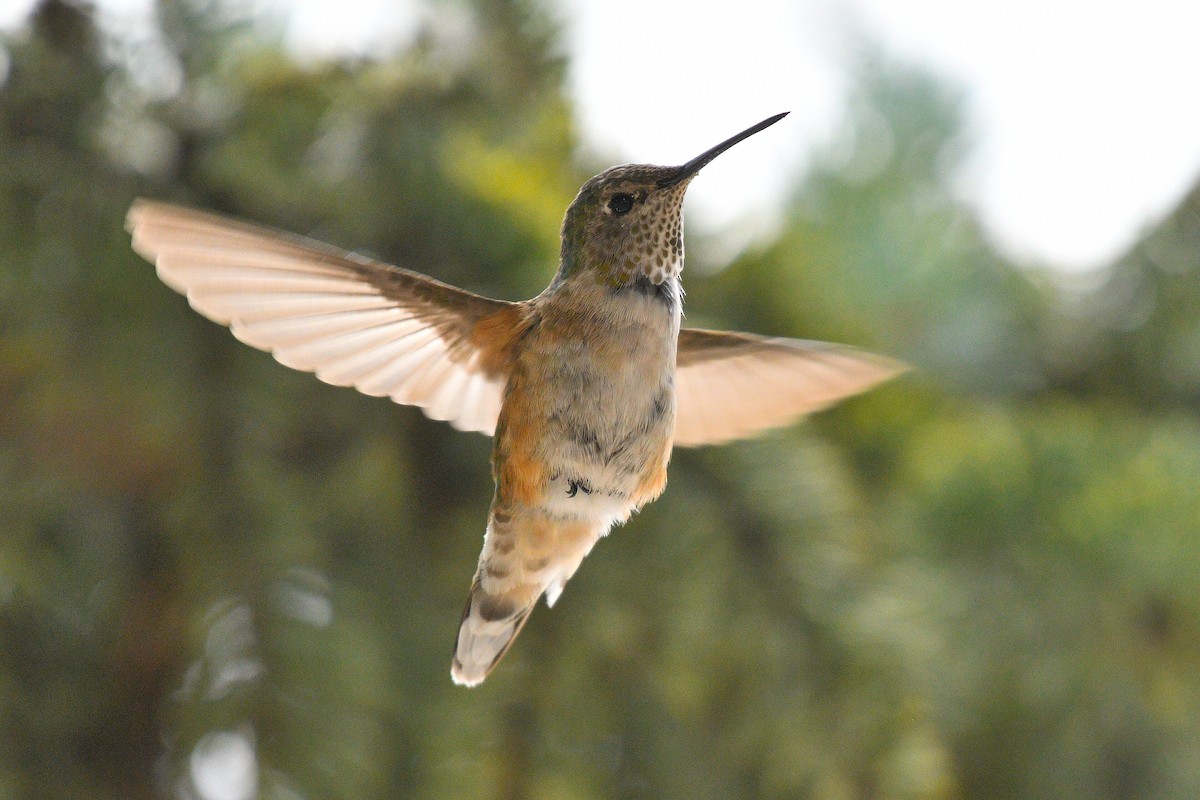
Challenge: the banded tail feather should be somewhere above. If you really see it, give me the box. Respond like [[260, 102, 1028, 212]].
[[451, 576, 538, 687], [451, 505, 611, 686]]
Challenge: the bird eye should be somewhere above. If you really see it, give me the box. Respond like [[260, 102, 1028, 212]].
[[608, 193, 635, 215]]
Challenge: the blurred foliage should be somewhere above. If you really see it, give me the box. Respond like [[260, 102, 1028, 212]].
[[2, 2, 1200, 799]]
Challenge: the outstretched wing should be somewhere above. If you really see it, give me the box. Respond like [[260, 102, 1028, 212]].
[[673, 328, 906, 446], [127, 200, 530, 435]]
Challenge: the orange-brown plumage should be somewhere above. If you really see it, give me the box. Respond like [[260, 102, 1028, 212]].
[[469, 304, 535, 377], [492, 372, 552, 507]]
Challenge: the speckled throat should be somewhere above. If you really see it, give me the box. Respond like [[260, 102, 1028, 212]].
[[619, 181, 688, 285]]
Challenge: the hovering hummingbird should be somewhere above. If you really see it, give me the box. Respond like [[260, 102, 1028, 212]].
[[127, 112, 905, 686]]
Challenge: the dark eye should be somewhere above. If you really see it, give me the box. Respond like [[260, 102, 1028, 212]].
[[608, 193, 635, 215]]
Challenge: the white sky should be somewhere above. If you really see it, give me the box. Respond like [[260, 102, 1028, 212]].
[[4, 0, 1200, 270], [564, 0, 1200, 270]]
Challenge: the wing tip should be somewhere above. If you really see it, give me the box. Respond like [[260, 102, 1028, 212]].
[[126, 196, 181, 235], [125, 196, 155, 229], [867, 353, 912, 384]]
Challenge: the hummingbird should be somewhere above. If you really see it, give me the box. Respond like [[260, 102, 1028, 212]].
[[127, 112, 905, 687]]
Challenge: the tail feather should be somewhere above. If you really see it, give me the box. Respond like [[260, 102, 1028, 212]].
[[451, 579, 537, 687], [449, 504, 611, 687]]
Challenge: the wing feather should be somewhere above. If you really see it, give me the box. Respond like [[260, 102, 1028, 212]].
[[231, 308, 411, 349], [127, 199, 528, 435], [673, 328, 906, 446]]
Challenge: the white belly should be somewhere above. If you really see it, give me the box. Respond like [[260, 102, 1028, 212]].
[[539, 473, 640, 524]]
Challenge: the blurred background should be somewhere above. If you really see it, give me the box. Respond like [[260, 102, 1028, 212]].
[[3, 1, 1200, 798]]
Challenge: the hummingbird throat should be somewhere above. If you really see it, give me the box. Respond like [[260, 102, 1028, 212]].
[[613, 183, 687, 286]]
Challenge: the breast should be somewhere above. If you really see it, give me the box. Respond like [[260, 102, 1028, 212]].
[[528, 272, 680, 384], [504, 274, 681, 513]]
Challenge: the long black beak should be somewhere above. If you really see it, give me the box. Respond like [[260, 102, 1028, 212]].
[[657, 112, 789, 188]]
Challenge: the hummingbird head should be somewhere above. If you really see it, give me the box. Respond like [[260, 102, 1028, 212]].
[[557, 112, 788, 287]]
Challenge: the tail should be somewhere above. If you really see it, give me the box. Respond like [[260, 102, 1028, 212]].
[[451, 576, 539, 687], [450, 505, 610, 687]]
